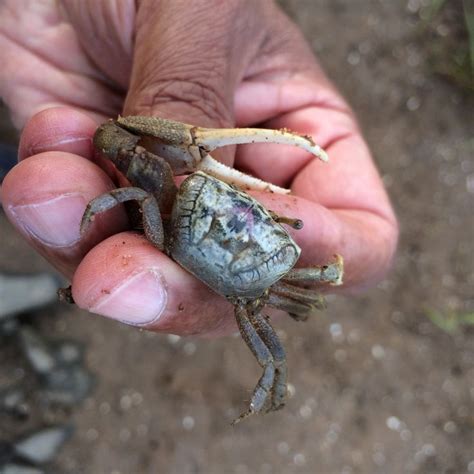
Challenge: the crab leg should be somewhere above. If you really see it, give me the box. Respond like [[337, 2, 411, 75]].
[[268, 282, 327, 321], [233, 302, 287, 424], [268, 211, 303, 229], [267, 292, 314, 321], [81, 187, 164, 250], [247, 308, 287, 411], [283, 255, 344, 286], [271, 281, 326, 309], [233, 304, 274, 423]]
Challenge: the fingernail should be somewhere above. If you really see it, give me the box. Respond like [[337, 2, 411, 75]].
[[89, 270, 167, 325], [10, 194, 86, 248]]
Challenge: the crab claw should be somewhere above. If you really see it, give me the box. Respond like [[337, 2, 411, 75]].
[[115, 116, 328, 194]]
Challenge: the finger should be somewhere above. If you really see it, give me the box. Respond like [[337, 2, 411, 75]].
[[18, 107, 122, 183], [233, 64, 398, 290], [1, 152, 128, 278], [0, 1, 125, 128], [234, 104, 355, 188], [72, 232, 235, 336], [234, 74, 345, 128], [238, 103, 397, 290], [19, 107, 97, 161], [123, 1, 266, 165], [234, 74, 375, 205], [247, 105, 394, 219], [231, 6, 395, 223]]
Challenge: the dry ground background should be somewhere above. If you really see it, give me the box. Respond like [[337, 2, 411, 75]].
[[1, 1, 473, 473]]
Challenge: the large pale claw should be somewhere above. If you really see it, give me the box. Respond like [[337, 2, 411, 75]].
[[116, 116, 329, 194]]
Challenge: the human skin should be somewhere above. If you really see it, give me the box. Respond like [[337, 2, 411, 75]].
[[0, 0, 398, 336]]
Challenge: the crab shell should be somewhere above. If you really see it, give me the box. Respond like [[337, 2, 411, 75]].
[[168, 172, 301, 299]]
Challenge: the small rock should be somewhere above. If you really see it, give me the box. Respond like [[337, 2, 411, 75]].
[[0, 464, 45, 474], [0, 319, 19, 337], [0, 441, 15, 466], [53, 340, 83, 366], [18, 327, 56, 376], [41, 366, 95, 406], [19, 327, 94, 406], [13, 425, 72, 465], [0, 273, 61, 320], [0, 387, 29, 420]]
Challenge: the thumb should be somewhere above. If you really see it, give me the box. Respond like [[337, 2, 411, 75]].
[[123, 0, 263, 165]]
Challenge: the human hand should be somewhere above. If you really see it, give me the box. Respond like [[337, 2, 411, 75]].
[[0, 0, 398, 336]]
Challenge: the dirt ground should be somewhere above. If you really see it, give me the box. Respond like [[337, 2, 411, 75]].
[[1, 1, 473, 473]]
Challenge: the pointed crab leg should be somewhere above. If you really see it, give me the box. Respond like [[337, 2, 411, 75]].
[[283, 255, 344, 286]]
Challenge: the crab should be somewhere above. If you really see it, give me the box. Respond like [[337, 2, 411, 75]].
[[80, 116, 344, 423]]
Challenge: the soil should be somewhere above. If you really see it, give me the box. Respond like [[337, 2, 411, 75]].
[[1, 1, 473, 473]]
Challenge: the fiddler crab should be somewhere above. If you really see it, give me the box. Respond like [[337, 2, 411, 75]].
[[75, 116, 344, 423]]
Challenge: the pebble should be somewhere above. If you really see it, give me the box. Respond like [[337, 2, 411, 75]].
[[19, 327, 94, 406], [406, 96, 421, 111], [371, 345, 386, 360], [13, 425, 72, 464], [386, 416, 402, 431], [299, 404, 312, 419], [0, 387, 29, 420], [0, 465, 45, 474], [19, 327, 56, 375], [293, 453, 306, 467], [42, 365, 95, 406], [277, 442, 290, 456], [182, 416, 195, 431], [0, 273, 61, 320], [443, 421, 456, 433]]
